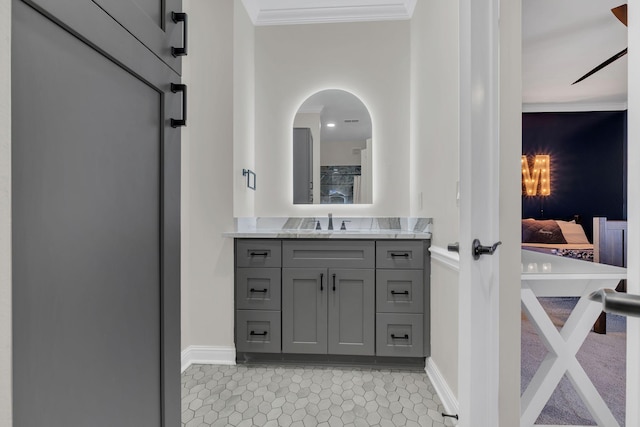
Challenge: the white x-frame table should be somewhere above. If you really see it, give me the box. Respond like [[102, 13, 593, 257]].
[[521, 250, 627, 427]]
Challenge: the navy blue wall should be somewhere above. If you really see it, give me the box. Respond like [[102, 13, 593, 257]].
[[522, 111, 627, 241]]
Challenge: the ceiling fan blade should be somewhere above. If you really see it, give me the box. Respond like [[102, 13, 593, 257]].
[[572, 48, 627, 85], [612, 4, 627, 26]]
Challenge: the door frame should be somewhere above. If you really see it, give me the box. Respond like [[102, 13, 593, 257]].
[[626, 1, 639, 425]]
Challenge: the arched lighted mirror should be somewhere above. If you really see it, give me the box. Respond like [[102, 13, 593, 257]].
[[293, 89, 372, 204]]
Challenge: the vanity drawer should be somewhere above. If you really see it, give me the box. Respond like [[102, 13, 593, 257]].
[[376, 313, 424, 357], [376, 241, 424, 269], [376, 270, 424, 313], [236, 239, 282, 268], [283, 240, 374, 269], [236, 268, 281, 311], [236, 310, 281, 353]]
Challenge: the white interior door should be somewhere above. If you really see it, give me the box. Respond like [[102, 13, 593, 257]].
[[458, 0, 502, 425]]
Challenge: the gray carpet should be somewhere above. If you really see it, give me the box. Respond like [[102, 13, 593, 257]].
[[521, 297, 626, 426]]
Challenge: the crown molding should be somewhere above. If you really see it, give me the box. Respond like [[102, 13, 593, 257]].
[[522, 101, 628, 113], [241, 0, 417, 26]]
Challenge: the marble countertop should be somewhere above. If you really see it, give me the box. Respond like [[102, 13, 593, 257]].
[[223, 216, 433, 240], [222, 229, 431, 239]]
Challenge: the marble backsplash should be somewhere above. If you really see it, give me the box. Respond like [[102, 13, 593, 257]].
[[234, 217, 432, 235]]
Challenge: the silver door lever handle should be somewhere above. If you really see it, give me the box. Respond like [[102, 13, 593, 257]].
[[472, 239, 502, 260], [589, 289, 640, 318]]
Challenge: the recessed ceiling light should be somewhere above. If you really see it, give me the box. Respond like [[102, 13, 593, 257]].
[[326, 123, 336, 128]]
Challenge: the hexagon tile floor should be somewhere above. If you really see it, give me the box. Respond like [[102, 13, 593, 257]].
[[181, 364, 455, 427]]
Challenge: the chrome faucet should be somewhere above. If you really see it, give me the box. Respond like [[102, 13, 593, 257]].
[[328, 213, 333, 231]]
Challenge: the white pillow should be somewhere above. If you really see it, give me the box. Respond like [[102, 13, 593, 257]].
[[555, 220, 590, 244]]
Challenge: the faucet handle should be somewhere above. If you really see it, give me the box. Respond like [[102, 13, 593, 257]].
[[340, 220, 351, 231], [315, 220, 321, 230]]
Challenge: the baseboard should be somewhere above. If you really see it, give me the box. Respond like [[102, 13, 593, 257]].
[[181, 345, 236, 372], [425, 357, 459, 420]]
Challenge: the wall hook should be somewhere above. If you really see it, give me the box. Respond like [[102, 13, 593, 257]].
[[242, 169, 256, 190]]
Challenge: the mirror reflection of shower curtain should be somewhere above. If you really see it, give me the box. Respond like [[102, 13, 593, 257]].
[[353, 175, 362, 204]]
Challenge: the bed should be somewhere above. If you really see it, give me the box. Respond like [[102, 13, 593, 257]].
[[521, 217, 594, 261], [522, 216, 628, 333]]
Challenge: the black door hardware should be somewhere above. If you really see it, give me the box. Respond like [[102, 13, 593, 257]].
[[332, 274, 336, 291], [320, 273, 324, 291], [249, 288, 267, 293], [171, 12, 188, 57], [390, 253, 409, 258], [170, 83, 187, 127], [391, 334, 409, 340], [250, 331, 267, 336], [250, 251, 268, 257], [391, 291, 409, 295], [472, 239, 502, 260], [447, 242, 459, 253]]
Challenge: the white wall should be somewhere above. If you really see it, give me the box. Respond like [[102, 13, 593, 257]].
[[253, 20, 411, 217], [321, 140, 365, 166], [181, 0, 235, 351], [410, 0, 460, 397], [0, 0, 11, 424], [233, 3, 255, 217]]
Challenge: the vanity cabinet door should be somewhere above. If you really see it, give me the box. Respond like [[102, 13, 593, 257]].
[[328, 269, 375, 356], [282, 268, 327, 354]]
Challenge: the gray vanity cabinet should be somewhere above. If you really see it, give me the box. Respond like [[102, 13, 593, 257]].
[[327, 269, 375, 355], [282, 268, 327, 354], [375, 241, 428, 357], [235, 241, 283, 353], [282, 268, 375, 355], [235, 238, 430, 361], [282, 240, 376, 356]]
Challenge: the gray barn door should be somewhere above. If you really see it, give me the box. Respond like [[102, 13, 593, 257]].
[[12, 1, 182, 426]]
